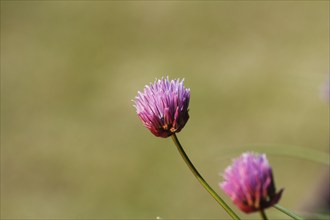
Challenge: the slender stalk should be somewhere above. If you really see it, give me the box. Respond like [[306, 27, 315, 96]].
[[260, 209, 268, 220], [245, 144, 329, 166], [274, 204, 304, 220], [171, 134, 240, 220]]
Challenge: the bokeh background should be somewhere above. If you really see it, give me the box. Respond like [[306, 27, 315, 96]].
[[1, 1, 329, 219]]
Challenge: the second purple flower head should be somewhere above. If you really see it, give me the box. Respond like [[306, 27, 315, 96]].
[[134, 77, 190, 138], [220, 152, 284, 213]]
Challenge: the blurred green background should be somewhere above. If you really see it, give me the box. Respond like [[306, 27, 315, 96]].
[[1, 1, 329, 219]]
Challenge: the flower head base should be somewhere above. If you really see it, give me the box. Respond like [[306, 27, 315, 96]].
[[220, 152, 284, 213], [134, 77, 190, 138]]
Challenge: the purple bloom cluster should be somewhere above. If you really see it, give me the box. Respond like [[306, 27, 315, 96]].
[[321, 75, 330, 102], [220, 152, 283, 213], [134, 77, 190, 138]]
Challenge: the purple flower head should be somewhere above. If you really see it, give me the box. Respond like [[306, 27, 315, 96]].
[[134, 77, 190, 138], [320, 75, 330, 102], [220, 152, 284, 213]]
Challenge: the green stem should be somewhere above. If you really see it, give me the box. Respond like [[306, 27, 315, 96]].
[[245, 144, 329, 166], [260, 209, 268, 220], [274, 204, 304, 220], [171, 134, 240, 220]]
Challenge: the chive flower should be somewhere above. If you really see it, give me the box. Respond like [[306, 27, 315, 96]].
[[220, 152, 284, 213], [321, 75, 330, 102], [134, 77, 190, 138]]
